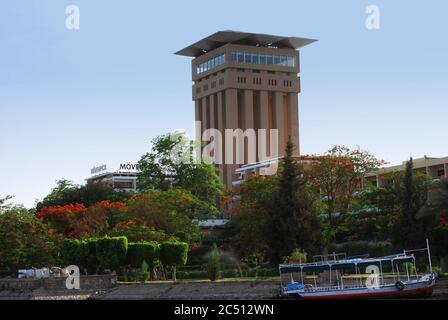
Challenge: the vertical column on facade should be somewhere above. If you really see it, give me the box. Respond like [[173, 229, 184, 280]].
[[288, 92, 300, 155], [201, 96, 209, 132], [216, 91, 225, 182], [243, 89, 255, 164], [444, 162, 448, 178], [201, 96, 209, 158], [195, 99, 202, 135], [209, 94, 216, 131], [259, 91, 270, 161], [225, 88, 239, 188], [208, 94, 216, 160], [274, 91, 285, 157]]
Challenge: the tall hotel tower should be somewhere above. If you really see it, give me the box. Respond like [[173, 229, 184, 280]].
[[175, 31, 316, 187]]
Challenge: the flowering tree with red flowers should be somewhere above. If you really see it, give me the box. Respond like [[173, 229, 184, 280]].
[[308, 146, 384, 243], [35, 201, 127, 238], [84, 200, 128, 236], [36, 203, 88, 238]]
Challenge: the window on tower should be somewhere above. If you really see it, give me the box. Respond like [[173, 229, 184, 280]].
[[230, 51, 295, 68], [195, 53, 227, 75]]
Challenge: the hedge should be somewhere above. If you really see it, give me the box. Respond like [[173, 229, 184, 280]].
[[160, 241, 189, 281], [126, 242, 160, 268], [96, 236, 128, 271], [85, 238, 99, 272], [160, 241, 189, 267], [62, 239, 89, 268]]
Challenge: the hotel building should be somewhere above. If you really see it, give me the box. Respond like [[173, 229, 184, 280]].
[[175, 31, 316, 187], [365, 156, 448, 187]]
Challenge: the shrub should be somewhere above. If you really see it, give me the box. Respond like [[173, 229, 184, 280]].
[[126, 242, 160, 269], [96, 236, 128, 271], [207, 243, 221, 281], [283, 248, 307, 264], [62, 239, 89, 269], [140, 260, 150, 283], [160, 241, 189, 281]]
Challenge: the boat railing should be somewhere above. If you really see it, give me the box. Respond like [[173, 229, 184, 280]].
[[279, 252, 413, 269]]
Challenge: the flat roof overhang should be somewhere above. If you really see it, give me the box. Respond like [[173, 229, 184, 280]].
[[175, 30, 317, 57]]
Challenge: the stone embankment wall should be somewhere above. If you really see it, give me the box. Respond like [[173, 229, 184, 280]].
[[0, 275, 117, 292]]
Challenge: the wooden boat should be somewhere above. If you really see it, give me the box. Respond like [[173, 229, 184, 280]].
[[279, 240, 437, 300]]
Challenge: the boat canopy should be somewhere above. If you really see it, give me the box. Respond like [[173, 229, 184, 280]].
[[279, 255, 414, 274]]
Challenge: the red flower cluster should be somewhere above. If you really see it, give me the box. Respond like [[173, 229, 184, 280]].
[[91, 200, 127, 210], [439, 216, 448, 228], [35, 203, 87, 219], [35, 201, 128, 238]]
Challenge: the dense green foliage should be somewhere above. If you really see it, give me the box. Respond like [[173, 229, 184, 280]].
[[62, 238, 98, 272], [62, 239, 89, 268], [138, 132, 224, 207], [0, 208, 61, 277], [36, 179, 133, 211], [125, 190, 204, 243], [96, 237, 128, 271], [391, 159, 428, 249], [126, 242, 160, 268], [160, 241, 189, 281]]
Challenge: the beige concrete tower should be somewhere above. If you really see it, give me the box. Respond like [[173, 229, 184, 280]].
[[175, 31, 316, 187]]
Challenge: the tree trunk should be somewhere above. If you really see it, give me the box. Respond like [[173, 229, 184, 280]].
[[122, 267, 128, 282], [172, 266, 177, 282], [150, 267, 156, 281]]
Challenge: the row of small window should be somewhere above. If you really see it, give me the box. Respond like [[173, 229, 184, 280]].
[[231, 51, 296, 67], [196, 53, 226, 74], [196, 78, 225, 93]]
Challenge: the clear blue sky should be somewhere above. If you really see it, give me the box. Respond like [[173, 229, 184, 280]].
[[1, 0, 447, 207]]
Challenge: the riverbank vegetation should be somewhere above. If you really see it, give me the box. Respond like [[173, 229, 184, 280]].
[[1, 132, 447, 280]]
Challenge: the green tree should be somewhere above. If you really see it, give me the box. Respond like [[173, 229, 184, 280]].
[[0, 195, 13, 212], [418, 178, 448, 272], [138, 132, 224, 206], [160, 241, 189, 281], [110, 222, 174, 243], [126, 242, 160, 279], [126, 190, 204, 243], [417, 178, 448, 221], [36, 179, 132, 211], [207, 243, 221, 281], [265, 137, 321, 265], [309, 146, 383, 243], [391, 158, 427, 250], [224, 175, 277, 259], [0, 208, 62, 277]]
